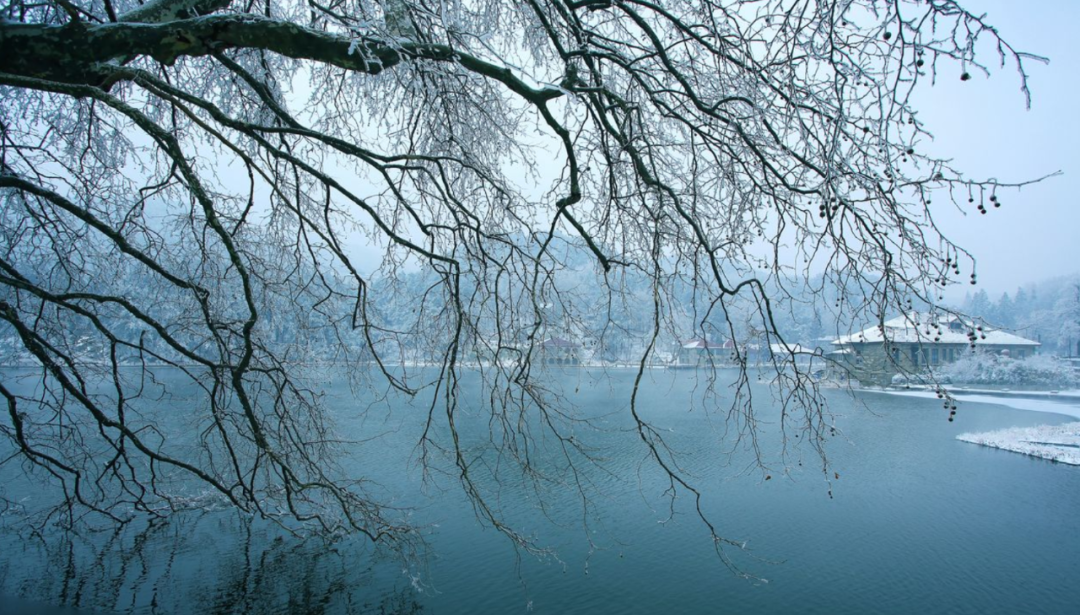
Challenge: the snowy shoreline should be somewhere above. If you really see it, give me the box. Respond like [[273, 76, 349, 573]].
[[860, 386, 1080, 420], [955, 423, 1080, 465], [864, 386, 1080, 464]]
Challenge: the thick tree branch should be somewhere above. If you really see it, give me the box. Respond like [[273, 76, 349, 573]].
[[0, 15, 562, 103]]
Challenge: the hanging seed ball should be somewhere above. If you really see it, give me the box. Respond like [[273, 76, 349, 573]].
[[948, 417, 954, 422], [906, 148, 914, 155], [917, 59, 925, 67], [961, 72, 971, 81], [884, 31, 893, 40], [990, 195, 997, 202], [994, 201, 1001, 208]]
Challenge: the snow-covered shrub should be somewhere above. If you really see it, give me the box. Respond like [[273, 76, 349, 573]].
[[940, 353, 1080, 387]]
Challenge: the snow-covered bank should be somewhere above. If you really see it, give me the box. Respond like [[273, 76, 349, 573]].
[[861, 387, 1080, 464], [956, 424, 1080, 465], [866, 388, 1080, 420]]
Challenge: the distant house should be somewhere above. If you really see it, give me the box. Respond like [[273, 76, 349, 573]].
[[767, 343, 811, 365], [832, 313, 1040, 385], [676, 337, 727, 365], [676, 337, 769, 366], [539, 337, 580, 365], [722, 338, 767, 364]]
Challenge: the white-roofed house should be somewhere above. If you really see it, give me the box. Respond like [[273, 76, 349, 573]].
[[831, 313, 1040, 386], [676, 337, 727, 366], [675, 337, 770, 366], [539, 336, 581, 366]]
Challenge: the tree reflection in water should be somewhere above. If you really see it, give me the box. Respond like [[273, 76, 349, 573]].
[[0, 512, 423, 614]]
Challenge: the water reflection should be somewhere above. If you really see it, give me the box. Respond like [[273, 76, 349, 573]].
[[0, 512, 422, 614]]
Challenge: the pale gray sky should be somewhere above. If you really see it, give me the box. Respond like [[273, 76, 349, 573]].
[[912, 0, 1079, 299]]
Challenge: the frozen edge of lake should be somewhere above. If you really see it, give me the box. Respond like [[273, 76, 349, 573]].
[[954, 423, 1080, 465], [866, 388, 1080, 420], [866, 387, 1080, 464]]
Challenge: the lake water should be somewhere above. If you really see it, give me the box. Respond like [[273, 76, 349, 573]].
[[2, 367, 1079, 614]]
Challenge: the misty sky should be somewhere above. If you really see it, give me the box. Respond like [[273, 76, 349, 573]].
[[911, 0, 1079, 300]]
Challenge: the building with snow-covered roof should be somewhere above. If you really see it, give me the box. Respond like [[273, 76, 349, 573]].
[[675, 337, 773, 366], [676, 337, 724, 365], [539, 336, 580, 365], [831, 313, 1040, 385]]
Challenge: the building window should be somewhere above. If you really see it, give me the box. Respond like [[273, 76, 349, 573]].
[[910, 346, 919, 366], [931, 348, 939, 364]]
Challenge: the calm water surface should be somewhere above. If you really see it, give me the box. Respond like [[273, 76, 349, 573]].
[[2, 368, 1078, 614]]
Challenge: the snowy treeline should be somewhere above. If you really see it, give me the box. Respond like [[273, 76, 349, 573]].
[[3, 222, 1076, 367], [960, 275, 1080, 356], [940, 353, 1080, 388]]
